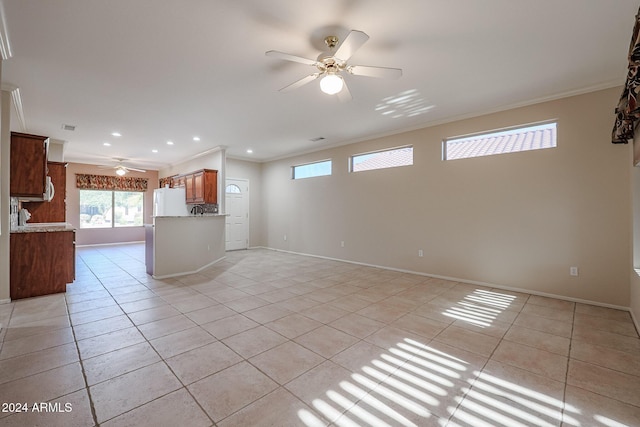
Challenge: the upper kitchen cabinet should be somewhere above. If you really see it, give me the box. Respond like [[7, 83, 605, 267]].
[[173, 174, 186, 189], [185, 169, 217, 204], [10, 132, 49, 199], [22, 162, 67, 223]]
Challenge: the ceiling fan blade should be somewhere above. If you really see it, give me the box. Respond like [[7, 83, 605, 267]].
[[334, 30, 369, 61], [265, 50, 317, 66], [126, 167, 147, 173], [337, 80, 352, 103], [348, 65, 402, 79], [97, 165, 114, 169], [279, 73, 320, 92]]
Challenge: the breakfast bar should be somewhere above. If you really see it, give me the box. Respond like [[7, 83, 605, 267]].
[[145, 214, 227, 279]]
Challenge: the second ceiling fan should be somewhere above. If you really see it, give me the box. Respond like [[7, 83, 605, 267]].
[[266, 30, 402, 101]]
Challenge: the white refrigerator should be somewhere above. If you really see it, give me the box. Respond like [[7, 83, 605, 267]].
[[153, 187, 190, 216]]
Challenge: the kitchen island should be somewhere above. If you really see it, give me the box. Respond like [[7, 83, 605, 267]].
[[145, 214, 227, 278]]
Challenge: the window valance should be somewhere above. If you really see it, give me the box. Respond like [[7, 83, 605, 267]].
[[75, 174, 148, 191], [612, 7, 640, 144]]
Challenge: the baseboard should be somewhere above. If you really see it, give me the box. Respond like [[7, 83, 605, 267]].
[[631, 308, 640, 336], [77, 241, 145, 248], [152, 255, 226, 279], [0, 298, 10, 305], [260, 246, 632, 312]]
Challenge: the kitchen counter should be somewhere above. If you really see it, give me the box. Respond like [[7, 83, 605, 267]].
[[153, 214, 228, 218], [11, 222, 76, 233]]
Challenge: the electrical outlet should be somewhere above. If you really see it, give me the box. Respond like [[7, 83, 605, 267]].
[[418, 249, 424, 257], [207, 244, 210, 251], [284, 234, 287, 241], [570, 266, 578, 276], [341, 241, 345, 248]]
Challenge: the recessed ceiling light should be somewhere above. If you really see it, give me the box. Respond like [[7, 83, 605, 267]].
[[152, 149, 158, 153], [193, 136, 200, 141], [167, 141, 174, 145], [111, 132, 121, 137], [103, 142, 111, 146], [246, 149, 253, 154]]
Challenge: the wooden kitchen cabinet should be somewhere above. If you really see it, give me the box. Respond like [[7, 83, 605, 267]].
[[173, 175, 186, 188], [184, 169, 217, 204], [185, 173, 195, 201], [10, 230, 75, 299], [22, 162, 67, 223], [10, 132, 49, 199]]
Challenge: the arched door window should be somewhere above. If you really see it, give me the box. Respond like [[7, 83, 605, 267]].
[[225, 184, 241, 194]]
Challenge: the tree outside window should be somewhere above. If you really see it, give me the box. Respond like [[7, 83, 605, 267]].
[[80, 190, 143, 229]]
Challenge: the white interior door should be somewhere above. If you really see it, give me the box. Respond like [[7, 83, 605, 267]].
[[225, 178, 249, 251]]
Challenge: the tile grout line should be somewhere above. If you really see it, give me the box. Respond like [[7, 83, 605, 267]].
[[560, 301, 577, 426], [87, 258, 221, 426], [65, 294, 101, 427]]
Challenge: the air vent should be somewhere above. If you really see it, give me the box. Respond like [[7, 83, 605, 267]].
[[61, 124, 76, 131], [309, 137, 325, 142]]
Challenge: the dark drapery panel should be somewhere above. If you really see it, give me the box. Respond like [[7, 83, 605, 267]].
[[75, 174, 148, 191], [613, 7, 640, 144]]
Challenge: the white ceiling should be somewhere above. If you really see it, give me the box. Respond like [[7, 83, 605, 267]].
[[1, 0, 637, 171]]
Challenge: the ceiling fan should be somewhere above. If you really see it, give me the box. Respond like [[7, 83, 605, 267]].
[[98, 158, 146, 176], [266, 30, 402, 101]]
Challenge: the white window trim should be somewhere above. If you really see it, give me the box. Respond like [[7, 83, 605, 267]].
[[291, 159, 332, 180], [443, 120, 557, 161], [349, 145, 414, 173]]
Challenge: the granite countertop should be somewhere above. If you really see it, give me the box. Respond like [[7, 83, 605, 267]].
[[11, 223, 76, 233]]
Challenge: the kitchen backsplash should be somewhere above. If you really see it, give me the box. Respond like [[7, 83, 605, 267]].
[[201, 204, 219, 214]]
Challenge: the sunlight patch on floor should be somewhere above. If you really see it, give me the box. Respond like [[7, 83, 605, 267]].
[[443, 289, 516, 327]]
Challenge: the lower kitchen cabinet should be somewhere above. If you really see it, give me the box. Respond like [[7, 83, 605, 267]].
[[10, 229, 75, 300]]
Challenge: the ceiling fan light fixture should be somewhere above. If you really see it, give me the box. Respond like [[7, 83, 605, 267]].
[[320, 73, 343, 95], [115, 167, 126, 176]]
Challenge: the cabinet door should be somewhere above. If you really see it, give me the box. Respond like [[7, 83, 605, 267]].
[[10, 132, 48, 198], [22, 162, 67, 223], [185, 174, 195, 202], [193, 171, 205, 203], [203, 170, 217, 204]]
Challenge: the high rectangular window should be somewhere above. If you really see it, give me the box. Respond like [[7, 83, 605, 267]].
[[292, 160, 332, 179], [350, 146, 413, 172], [80, 190, 144, 228], [443, 122, 557, 161]]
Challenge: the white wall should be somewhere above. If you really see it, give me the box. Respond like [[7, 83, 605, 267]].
[[631, 162, 640, 328], [159, 149, 224, 178], [261, 87, 632, 307]]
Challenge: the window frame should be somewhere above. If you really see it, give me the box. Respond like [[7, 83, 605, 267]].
[[291, 159, 333, 180], [442, 121, 557, 161], [79, 189, 144, 229], [349, 145, 414, 173]]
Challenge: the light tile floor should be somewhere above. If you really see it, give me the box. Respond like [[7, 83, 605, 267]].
[[0, 244, 639, 426]]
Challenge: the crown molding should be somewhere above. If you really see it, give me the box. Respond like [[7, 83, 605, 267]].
[[1, 83, 25, 131], [0, 2, 12, 59]]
